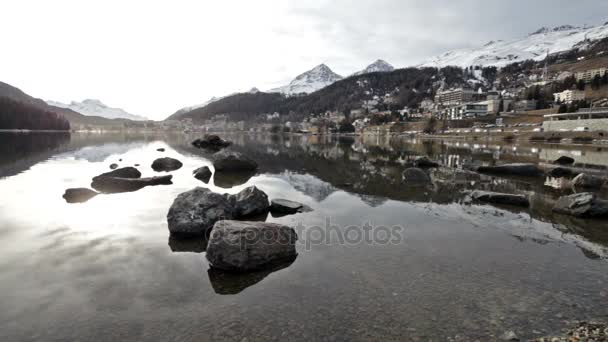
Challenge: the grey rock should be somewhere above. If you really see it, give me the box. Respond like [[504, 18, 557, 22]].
[[553, 156, 575, 165], [572, 173, 606, 189], [214, 170, 255, 188], [475, 163, 542, 177], [94, 166, 141, 181], [402, 167, 432, 185], [413, 156, 439, 168], [500, 330, 519, 341], [193, 166, 212, 183], [151, 157, 183, 172], [212, 150, 258, 171], [91, 175, 172, 194], [469, 190, 529, 207], [62, 188, 99, 203], [553, 192, 608, 218], [232, 186, 269, 218], [167, 187, 236, 237], [270, 199, 307, 214], [206, 220, 298, 271], [156, 148, 165, 152], [109, 163, 118, 169]]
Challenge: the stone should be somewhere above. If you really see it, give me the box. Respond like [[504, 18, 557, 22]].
[[110, 163, 118, 169], [93, 167, 141, 181], [500, 330, 519, 341], [402, 167, 432, 185], [546, 167, 578, 178], [91, 175, 172, 194], [413, 156, 439, 168], [193, 166, 212, 183], [192, 135, 232, 151], [214, 170, 255, 188], [206, 220, 298, 271], [475, 163, 542, 177], [151, 157, 183, 172], [553, 192, 608, 218], [157, 148, 165, 152], [167, 187, 236, 237], [62, 188, 99, 203], [469, 190, 530, 207], [232, 186, 269, 218], [553, 156, 575, 165], [212, 150, 257, 171], [572, 173, 606, 189], [270, 199, 307, 214]]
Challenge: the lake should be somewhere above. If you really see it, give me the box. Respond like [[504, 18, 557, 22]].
[[1, 132, 607, 341]]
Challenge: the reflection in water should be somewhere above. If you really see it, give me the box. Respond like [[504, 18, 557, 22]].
[[168, 236, 208, 253], [213, 169, 256, 188], [207, 256, 297, 295]]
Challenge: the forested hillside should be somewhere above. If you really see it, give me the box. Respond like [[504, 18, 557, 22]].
[[0, 97, 70, 130]]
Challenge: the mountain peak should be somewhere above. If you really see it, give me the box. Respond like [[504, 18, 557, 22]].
[[352, 59, 395, 76], [530, 25, 578, 35], [47, 99, 147, 121], [270, 64, 343, 95]]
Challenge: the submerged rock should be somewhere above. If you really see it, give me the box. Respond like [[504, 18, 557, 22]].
[[62, 188, 99, 203], [553, 192, 608, 218], [553, 155, 575, 165], [402, 167, 432, 185], [151, 157, 183, 172], [233, 186, 269, 217], [91, 175, 172, 194], [474, 163, 542, 177], [413, 156, 439, 168], [572, 173, 606, 189], [192, 135, 232, 151], [469, 190, 530, 207], [214, 170, 255, 188], [212, 150, 257, 171], [270, 199, 311, 214], [206, 220, 298, 272], [109, 163, 118, 170], [193, 166, 212, 183], [94, 166, 141, 181]]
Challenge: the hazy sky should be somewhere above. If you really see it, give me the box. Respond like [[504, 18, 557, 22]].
[[1, 0, 606, 120]]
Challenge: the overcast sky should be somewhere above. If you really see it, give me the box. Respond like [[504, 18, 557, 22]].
[[1, 0, 606, 120]]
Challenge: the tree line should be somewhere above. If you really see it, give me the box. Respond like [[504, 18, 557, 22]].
[[0, 97, 70, 130]]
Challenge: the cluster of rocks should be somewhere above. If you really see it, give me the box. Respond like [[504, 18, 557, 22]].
[[167, 186, 306, 272], [532, 320, 608, 341], [192, 135, 232, 152]]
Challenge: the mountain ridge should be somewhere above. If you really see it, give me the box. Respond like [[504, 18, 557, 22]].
[[47, 99, 147, 121]]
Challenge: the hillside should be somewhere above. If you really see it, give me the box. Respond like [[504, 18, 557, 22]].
[[47, 99, 147, 121], [0, 97, 70, 130]]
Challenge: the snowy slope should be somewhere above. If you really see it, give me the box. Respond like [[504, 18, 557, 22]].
[[269, 64, 343, 95], [352, 59, 395, 76], [420, 23, 608, 68], [47, 99, 147, 121], [174, 87, 260, 116]]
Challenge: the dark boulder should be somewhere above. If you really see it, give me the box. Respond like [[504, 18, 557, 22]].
[[402, 167, 432, 185], [233, 186, 269, 218], [553, 156, 575, 165], [553, 192, 608, 218], [192, 135, 232, 151], [469, 190, 530, 207], [206, 220, 298, 272], [93, 167, 141, 181], [157, 148, 165, 152], [152, 157, 183, 172], [109, 163, 118, 169], [212, 150, 257, 171], [572, 173, 606, 189], [474, 163, 542, 177], [214, 170, 255, 188], [546, 167, 578, 178], [413, 156, 439, 168], [193, 166, 212, 183], [62, 188, 99, 203], [91, 175, 172, 194], [166, 187, 236, 237], [270, 199, 311, 214]]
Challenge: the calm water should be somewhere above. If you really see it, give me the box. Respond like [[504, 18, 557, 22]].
[[1, 132, 608, 341]]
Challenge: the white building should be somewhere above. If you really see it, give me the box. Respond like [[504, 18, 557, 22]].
[[553, 90, 585, 104], [444, 103, 489, 120], [575, 68, 607, 83]]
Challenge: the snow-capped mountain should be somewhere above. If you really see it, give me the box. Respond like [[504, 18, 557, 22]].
[[173, 87, 260, 116], [269, 64, 343, 95], [352, 59, 395, 76], [47, 99, 147, 121], [420, 23, 608, 68]]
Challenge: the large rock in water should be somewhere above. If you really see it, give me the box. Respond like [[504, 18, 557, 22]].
[[553, 156, 575, 165], [166, 186, 271, 237], [232, 186, 269, 217], [572, 173, 606, 189], [151, 157, 183, 172], [91, 175, 173, 194], [193, 166, 212, 183], [402, 167, 431, 185], [270, 199, 311, 214], [192, 135, 232, 151], [469, 190, 530, 207], [474, 163, 542, 177], [212, 150, 258, 171], [413, 156, 439, 168], [553, 192, 608, 218], [62, 188, 99, 203], [546, 167, 578, 178], [206, 220, 298, 271], [94, 167, 141, 180]]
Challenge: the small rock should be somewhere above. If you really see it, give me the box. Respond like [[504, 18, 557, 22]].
[[192, 135, 232, 151], [469, 190, 530, 207], [233, 186, 269, 218], [553, 192, 608, 218], [413, 156, 439, 168], [151, 157, 183, 172], [109, 163, 118, 169], [553, 156, 575, 165], [91, 175, 173, 194], [500, 330, 519, 341], [474, 163, 542, 177], [93, 167, 141, 181], [270, 199, 309, 214], [402, 167, 432, 185], [547, 167, 578, 178], [212, 150, 257, 171], [572, 173, 606, 189], [62, 188, 99, 203], [193, 166, 212, 183], [157, 148, 165, 152]]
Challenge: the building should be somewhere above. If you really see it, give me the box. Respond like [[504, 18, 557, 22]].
[[575, 68, 607, 83], [514, 99, 537, 112], [435, 88, 478, 106], [443, 103, 489, 120], [543, 107, 608, 132], [553, 90, 585, 104]]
